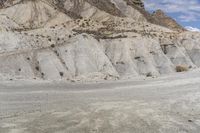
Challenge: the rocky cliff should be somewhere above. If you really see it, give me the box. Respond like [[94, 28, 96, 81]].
[[152, 9, 185, 31], [0, 0, 199, 81]]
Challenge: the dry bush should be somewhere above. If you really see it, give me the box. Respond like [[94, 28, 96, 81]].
[[146, 72, 153, 77], [176, 65, 189, 72]]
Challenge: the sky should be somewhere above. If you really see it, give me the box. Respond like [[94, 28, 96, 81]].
[[144, 0, 200, 31]]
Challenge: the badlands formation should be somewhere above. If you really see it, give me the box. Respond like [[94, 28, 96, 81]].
[[2, 1, 200, 133], [0, 0, 199, 81]]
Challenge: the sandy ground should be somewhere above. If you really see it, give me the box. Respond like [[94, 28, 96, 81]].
[[1, 70, 200, 133]]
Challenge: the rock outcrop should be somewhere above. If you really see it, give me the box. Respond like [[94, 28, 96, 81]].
[[152, 9, 185, 31], [0, 0, 199, 81]]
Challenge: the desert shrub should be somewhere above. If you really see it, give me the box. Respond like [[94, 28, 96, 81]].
[[35, 66, 40, 71], [81, 23, 85, 27], [135, 56, 141, 60], [41, 72, 45, 78], [59, 72, 64, 77], [54, 50, 59, 56], [51, 44, 55, 48], [176, 65, 189, 72], [86, 21, 91, 26], [116, 61, 125, 65], [146, 72, 153, 77]]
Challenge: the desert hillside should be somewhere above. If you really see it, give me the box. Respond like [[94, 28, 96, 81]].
[[0, 0, 199, 81]]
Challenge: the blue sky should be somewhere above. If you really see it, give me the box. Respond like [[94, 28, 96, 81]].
[[144, 0, 200, 31]]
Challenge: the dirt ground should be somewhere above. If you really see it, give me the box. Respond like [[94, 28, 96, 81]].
[[1, 70, 200, 133]]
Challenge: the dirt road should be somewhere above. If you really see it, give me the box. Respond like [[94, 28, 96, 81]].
[[1, 71, 200, 133]]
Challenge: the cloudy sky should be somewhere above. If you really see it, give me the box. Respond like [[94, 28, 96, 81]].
[[144, 0, 200, 31]]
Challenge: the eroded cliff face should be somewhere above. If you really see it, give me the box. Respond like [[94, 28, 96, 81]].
[[0, 0, 199, 81], [152, 9, 185, 32], [0, 0, 184, 30]]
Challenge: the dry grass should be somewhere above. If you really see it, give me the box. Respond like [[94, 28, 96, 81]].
[[176, 65, 189, 72]]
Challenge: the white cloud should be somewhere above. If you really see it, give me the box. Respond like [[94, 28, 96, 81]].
[[144, 0, 200, 22], [185, 26, 200, 32]]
